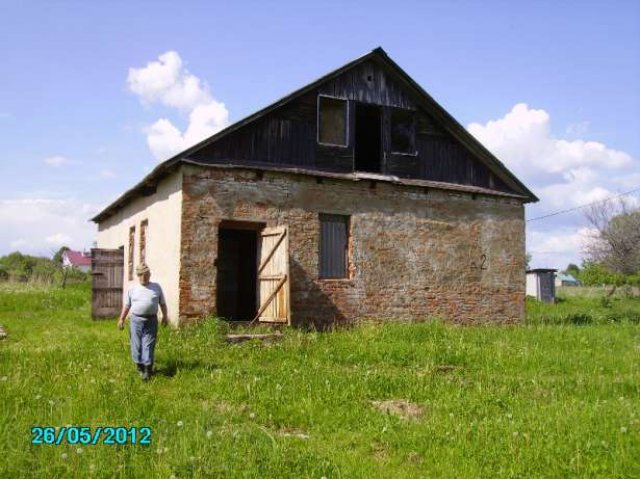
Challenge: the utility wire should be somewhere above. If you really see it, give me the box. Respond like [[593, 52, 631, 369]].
[[526, 186, 640, 223]]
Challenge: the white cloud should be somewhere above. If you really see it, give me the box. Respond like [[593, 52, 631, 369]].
[[45, 233, 72, 246], [468, 103, 639, 269], [9, 239, 27, 249], [44, 155, 70, 167], [127, 51, 211, 111], [565, 121, 590, 138], [99, 169, 116, 179], [527, 226, 596, 268], [128, 51, 229, 160], [468, 104, 632, 188], [0, 198, 99, 256]]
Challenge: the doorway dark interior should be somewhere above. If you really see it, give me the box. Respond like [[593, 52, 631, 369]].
[[216, 226, 259, 321], [355, 103, 382, 173]]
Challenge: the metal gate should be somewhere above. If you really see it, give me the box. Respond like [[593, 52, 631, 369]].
[[91, 248, 124, 319]]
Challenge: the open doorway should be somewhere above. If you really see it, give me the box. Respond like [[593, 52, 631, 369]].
[[354, 103, 382, 173], [216, 221, 263, 321]]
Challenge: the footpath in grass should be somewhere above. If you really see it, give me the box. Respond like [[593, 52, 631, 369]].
[[0, 282, 639, 478]]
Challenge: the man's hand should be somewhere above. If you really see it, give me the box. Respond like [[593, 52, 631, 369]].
[[117, 319, 125, 330], [161, 316, 169, 327]]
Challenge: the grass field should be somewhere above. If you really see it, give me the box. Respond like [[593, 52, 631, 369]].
[[0, 282, 639, 478]]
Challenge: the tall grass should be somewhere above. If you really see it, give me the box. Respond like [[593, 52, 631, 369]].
[[0, 283, 638, 478]]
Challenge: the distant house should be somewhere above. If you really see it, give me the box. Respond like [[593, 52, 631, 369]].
[[62, 250, 91, 273], [555, 272, 580, 287], [526, 269, 557, 303]]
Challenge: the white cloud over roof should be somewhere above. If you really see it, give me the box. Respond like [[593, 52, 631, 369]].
[[127, 51, 230, 160], [468, 103, 639, 269]]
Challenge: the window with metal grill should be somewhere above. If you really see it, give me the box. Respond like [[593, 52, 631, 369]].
[[319, 214, 350, 279]]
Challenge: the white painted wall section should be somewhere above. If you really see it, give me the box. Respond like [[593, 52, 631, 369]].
[[96, 169, 182, 325]]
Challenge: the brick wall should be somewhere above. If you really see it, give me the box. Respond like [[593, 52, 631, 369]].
[[179, 164, 526, 326]]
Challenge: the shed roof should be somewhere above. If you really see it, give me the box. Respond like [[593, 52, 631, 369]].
[[92, 47, 538, 223]]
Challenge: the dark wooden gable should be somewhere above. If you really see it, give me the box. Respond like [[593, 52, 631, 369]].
[[189, 56, 516, 195], [93, 49, 538, 224]]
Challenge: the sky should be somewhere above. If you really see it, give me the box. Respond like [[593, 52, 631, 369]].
[[1, 0, 639, 269]]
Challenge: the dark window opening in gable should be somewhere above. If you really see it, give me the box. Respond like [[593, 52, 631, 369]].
[[319, 214, 350, 279], [390, 108, 415, 154], [354, 103, 382, 173], [318, 96, 347, 146]]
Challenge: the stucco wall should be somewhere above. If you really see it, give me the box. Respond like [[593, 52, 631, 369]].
[[180, 165, 526, 326], [96, 170, 182, 324]]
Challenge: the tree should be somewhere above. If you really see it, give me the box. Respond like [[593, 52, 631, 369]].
[[566, 263, 580, 277], [584, 198, 640, 276], [578, 261, 622, 286], [53, 246, 70, 265]]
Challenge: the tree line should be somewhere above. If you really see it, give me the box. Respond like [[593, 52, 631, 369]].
[[0, 247, 89, 284]]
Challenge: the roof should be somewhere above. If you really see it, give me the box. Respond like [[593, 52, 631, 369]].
[[64, 250, 91, 266], [526, 268, 558, 274], [557, 272, 579, 282], [92, 47, 538, 223]]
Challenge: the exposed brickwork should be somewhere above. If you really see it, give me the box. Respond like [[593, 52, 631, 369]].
[[179, 164, 526, 327]]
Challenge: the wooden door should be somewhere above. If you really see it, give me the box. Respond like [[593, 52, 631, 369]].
[[91, 248, 124, 319], [255, 226, 290, 324]]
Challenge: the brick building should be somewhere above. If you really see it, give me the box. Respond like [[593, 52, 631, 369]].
[[91, 47, 537, 327]]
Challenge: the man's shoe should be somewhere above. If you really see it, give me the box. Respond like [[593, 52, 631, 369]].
[[142, 364, 153, 381], [136, 363, 145, 378]]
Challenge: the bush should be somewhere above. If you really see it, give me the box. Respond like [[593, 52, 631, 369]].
[[563, 313, 593, 325]]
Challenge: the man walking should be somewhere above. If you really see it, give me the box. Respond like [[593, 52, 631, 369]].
[[118, 263, 168, 381]]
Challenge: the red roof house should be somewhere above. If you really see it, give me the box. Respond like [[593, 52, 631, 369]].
[[62, 250, 92, 272]]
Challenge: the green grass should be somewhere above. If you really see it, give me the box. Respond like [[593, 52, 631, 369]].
[[1, 282, 639, 478]]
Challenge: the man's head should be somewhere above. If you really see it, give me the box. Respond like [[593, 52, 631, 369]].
[[136, 263, 151, 285]]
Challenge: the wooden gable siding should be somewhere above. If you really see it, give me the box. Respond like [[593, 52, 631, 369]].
[[191, 92, 317, 168], [317, 60, 416, 108], [189, 59, 515, 195]]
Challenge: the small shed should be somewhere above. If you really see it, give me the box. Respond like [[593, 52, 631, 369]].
[[526, 269, 557, 303]]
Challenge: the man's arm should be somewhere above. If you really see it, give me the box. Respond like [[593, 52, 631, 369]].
[[160, 302, 169, 326], [117, 304, 130, 330]]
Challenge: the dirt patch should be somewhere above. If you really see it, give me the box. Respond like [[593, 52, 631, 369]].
[[434, 364, 460, 374], [277, 427, 310, 440], [371, 400, 425, 421]]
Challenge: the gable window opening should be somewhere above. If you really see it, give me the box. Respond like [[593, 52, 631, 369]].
[[319, 214, 350, 279], [390, 108, 416, 155], [354, 103, 382, 173], [318, 96, 348, 147], [128, 226, 135, 281]]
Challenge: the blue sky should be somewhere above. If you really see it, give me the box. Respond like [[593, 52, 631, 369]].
[[1, 0, 639, 269]]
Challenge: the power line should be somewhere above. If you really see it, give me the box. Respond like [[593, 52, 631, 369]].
[[526, 186, 640, 223]]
